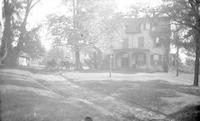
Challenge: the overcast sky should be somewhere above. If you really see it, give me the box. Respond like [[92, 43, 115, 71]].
[[28, 0, 162, 27]]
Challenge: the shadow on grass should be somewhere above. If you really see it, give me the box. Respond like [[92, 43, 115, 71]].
[[0, 72, 45, 90], [74, 79, 200, 116], [169, 104, 200, 121]]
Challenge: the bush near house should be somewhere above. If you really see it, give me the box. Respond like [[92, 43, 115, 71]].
[[46, 59, 57, 69], [179, 58, 194, 74]]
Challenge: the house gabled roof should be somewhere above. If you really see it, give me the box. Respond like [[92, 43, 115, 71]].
[[19, 51, 31, 59], [124, 18, 149, 34]]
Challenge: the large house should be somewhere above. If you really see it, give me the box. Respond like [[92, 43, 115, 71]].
[[112, 17, 170, 71]]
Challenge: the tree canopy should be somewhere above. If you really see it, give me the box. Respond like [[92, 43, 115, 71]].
[[0, 0, 44, 65]]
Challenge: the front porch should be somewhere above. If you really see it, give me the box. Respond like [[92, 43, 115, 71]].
[[113, 48, 163, 71]]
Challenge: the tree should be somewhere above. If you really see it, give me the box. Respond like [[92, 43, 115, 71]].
[[174, 29, 181, 76], [83, 45, 102, 69], [161, 0, 200, 86], [47, 46, 65, 62], [47, 0, 123, 70], [22, 26, 45, 59], [150, 16, 171, 72], [0, 0, 13, 64], [0, 0, 41, 66], [170, 24, 185, 76], [46, 14, 86, 70]]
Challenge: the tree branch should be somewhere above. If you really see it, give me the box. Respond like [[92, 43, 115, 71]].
[[30, 0, 40, 11], [174, 18, 200, 33]]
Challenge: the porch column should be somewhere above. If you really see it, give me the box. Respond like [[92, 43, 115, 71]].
[[113, 53, 116, 69], [129, 52, 133, 68], [114, 53, 121, 68], [146, 51, 151, 69]]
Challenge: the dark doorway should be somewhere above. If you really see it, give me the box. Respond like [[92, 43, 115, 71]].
[[135, 52, 146, 66], [121, 53, 129, 68]]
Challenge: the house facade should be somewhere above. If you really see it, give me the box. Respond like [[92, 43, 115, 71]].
[[112, 17, 170, 71], [18, 51, 31, 66]]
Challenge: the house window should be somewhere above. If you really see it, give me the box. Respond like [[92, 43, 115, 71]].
[[121, 53, 129, 68], [136, 53, 146, 66], [151, 54, 162, 66], [154, 37, 162, 48], [123, 38, 128, 49], [138, 37, 144, 48], [146, 23, 151, 30]]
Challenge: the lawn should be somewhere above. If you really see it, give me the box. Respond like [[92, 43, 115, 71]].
[[0, 69, 116, 121], [1, 69, 200, 121]]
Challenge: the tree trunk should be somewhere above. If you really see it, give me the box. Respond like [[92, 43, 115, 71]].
[[94, 52, 97, 69], [0, 0, 12, 65], [75, 45, 80, 70], [194, 42, 199, 86], [163, 48, 170, 72], [176, 45, 179, 77], [2, 49, 18, 66]]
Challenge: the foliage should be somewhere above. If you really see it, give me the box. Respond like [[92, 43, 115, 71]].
[[149, 16, 171, 72], [46, 59, 57, 68], [161, 0, 200, 51], [22, 26, 45, 59], [47, 14, 72, 45], [47, 46, 65, 63], [47, 0, 124, 70], [0, 0, 41, 66], [161, 0, 200, 86], [83, 47, 102, 69]]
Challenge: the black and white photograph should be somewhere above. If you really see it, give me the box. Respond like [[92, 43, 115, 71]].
[[0, 0, 200, 121]]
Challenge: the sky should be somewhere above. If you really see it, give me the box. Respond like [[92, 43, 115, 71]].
[[116, 0, 162, 10], [28, 0, 163, 50], [29, 0, 163, 27], [28, 0, 67, 50]]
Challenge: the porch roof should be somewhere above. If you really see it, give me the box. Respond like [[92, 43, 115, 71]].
[[113, 48, 149, 54]]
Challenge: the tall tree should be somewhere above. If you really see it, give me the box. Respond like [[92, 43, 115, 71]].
[[161, 0, 200, 86], [22, 25, 45, 59], [47, 0, 123, 70], [149, 16, 171, 72], [0, 0, 13, 64], [171, 24, 184, 76], [0, 0, 41, 66]]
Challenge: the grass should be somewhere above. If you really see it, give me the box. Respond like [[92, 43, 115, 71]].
[[74, 79, 200, 115], [1, 69, 200, 121], [169, 104, 200, 121], [0, 70, 116, 121]]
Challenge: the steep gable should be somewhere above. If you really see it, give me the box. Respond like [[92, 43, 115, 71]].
[[124, 18, 142, 33], [124, 18, 151, 34]]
